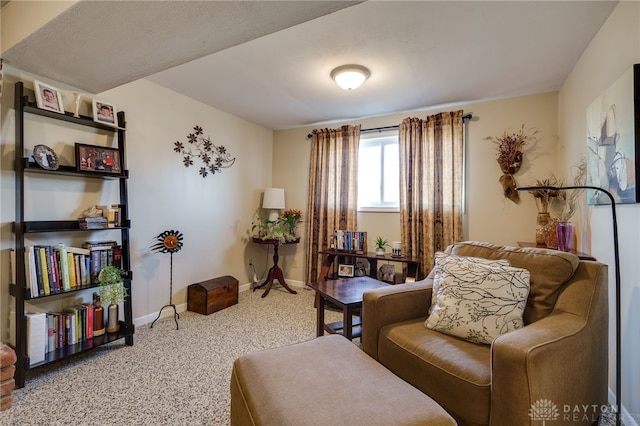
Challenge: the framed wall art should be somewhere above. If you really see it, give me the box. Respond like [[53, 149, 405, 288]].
[[92, 99, 118, 127], [75, 143, 122, 175], [586, 63, 640, 204], [34, 80, 64, 114]]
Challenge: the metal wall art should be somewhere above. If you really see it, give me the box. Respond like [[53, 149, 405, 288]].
[[174, 125, 236, 178]]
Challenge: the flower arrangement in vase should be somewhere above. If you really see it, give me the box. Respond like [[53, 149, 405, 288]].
[[527, 175, 562, 245], [251, 208, 302, 244], [549, 159, 587, 252]]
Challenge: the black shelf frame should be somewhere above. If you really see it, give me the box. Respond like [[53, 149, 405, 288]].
[[28, 323, 135, 369], [12, 81, 134, 388], [22, 158, 129, 179]]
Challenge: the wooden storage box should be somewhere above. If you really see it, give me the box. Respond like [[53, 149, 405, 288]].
[[187, 276, 238, 315]]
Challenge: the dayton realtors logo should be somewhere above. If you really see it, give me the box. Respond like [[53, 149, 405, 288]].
[[529, 399, 613, 424], [529, 399, 560, 425]]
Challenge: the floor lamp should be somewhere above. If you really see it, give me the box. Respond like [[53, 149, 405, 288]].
[[516, 185, 621, 425]]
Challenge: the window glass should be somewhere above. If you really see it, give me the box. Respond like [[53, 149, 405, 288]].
[[358, 135, 399, 211]]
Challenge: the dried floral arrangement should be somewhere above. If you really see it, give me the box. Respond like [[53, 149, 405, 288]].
[[174, 125, 236, 178], [528, 175, 563, 213], [485, 125, 539, 203], [550, 157, 587, 221]]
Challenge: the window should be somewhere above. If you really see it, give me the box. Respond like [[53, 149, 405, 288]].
[[358, 135, 399, 211]]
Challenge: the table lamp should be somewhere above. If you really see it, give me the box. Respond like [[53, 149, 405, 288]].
[[263, 188, 285, 221]]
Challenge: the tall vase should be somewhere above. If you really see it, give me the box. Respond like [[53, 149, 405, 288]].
[[536, 212, 550, 245], [556, 222, 574, 252], [106, 303, 120, 333], [542, 218, 559, 249]]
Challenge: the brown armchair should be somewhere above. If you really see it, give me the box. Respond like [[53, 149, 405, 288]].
[[362, 241, 608, 426]]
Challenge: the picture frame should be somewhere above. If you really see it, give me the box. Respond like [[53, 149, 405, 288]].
[[33, 80, 65, 114], [33, 144, 59, 170], [92, 99, 118, 127], [337, 264, 354, 278], [75, 143, 122, 175], [379, 263, 395, 284], [586, 63, 640, 204]]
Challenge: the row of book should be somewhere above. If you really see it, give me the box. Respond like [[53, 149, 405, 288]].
[[19, 241, 121, 298], [22, 304, 100, 366], [330, 230, 367, 253]]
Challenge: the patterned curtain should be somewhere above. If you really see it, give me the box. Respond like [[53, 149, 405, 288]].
[[305, 125, 360, 284], [399, 111, 464, 278]]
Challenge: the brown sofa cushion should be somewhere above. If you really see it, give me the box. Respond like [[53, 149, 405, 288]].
[[444, 241, 579, 324]]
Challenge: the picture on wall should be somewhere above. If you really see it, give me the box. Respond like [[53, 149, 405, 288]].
[[75, 143, 122, 176], [586, 63, 640, 204]]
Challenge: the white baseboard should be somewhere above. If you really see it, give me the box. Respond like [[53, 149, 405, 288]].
[[608, 388, 638, 426], [134, 280, 310, 328], [134, 303, 187, 328]]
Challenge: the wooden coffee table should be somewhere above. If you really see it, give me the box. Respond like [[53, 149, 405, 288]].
[[308, 276, 389, 341]]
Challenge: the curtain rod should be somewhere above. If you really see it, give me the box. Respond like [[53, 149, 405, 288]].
[[306, 113, 472, 139]]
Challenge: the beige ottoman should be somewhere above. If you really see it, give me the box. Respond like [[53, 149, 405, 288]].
[[230, 335, 456, 426]]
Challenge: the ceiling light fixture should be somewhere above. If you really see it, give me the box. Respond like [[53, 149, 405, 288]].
[[330, 64, 370, 90]]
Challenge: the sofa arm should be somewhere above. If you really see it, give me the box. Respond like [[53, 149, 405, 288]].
[[490, 311, 606, 425], [361, 281, 432, 360]]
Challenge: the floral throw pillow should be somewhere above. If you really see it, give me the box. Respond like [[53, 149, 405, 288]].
[[425, 256, 530, 345]]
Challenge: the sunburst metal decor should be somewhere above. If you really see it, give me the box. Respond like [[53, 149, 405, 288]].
[[150, 229, 184, 330], [173, 125, 236, 178], [151, 229, 184, 254]]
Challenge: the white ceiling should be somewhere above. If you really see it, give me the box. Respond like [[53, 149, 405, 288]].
[[3, 1, 618, 130]]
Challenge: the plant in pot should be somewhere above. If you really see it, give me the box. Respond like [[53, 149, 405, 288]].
[[375, 236, 388, 256], [97, 266, 128, 333]]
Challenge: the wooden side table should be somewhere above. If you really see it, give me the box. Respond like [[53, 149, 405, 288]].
[[516, 242, 596, 261], [252, 237, 299, 298]]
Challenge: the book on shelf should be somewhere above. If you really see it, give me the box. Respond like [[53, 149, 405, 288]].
[[331, 230, 367, 253], [78, 216, 109, 229], [26, 312, 46, 366], [10, 248, 39, 298], [22, 244, 113, 295]]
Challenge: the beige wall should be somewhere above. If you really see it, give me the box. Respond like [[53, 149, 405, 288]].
[[273, 92, 559, 283], [558, 1, 640, 421], [0, 66, 273, 330], [1, 1, 76, 53]]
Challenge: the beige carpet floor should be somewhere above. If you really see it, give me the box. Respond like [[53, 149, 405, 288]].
[[1, 286, 344, 426]]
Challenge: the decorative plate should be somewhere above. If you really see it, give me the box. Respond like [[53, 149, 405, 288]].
[[33, 144, 59, 170]]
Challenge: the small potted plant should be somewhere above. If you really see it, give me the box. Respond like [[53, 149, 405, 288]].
[[375, 236, 388, 256], [97, 266, 128, 333]]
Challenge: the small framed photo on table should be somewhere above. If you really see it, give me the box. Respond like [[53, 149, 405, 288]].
[[75, 143, 122, 176], [92, 99, 118, 127], [34, 80, 64, 114], [338, 264, 354, 278]]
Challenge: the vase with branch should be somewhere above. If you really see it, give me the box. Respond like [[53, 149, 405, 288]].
[[550, 158, 587, 252], [528, 175, 562, 245]]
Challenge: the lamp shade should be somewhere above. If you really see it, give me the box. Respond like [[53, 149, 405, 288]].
[[262, 188, 285, 209], [331, 65, 370, 90]]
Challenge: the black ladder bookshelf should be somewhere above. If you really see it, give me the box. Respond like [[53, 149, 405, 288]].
[[10, 81, 134, 388]]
